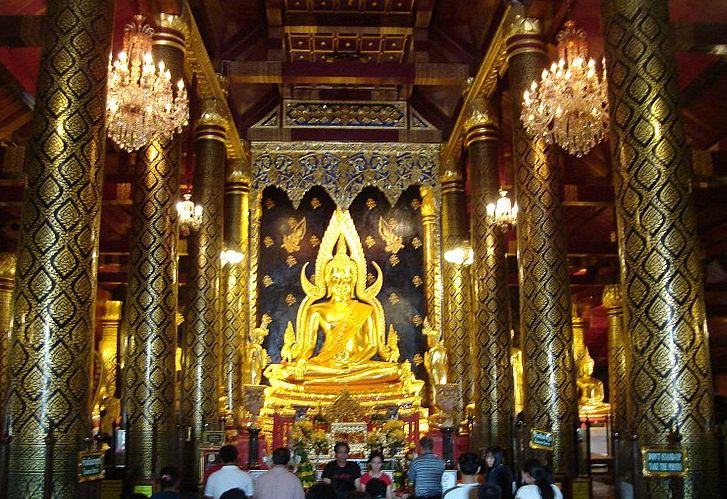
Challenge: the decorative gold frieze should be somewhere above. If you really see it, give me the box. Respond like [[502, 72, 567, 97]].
[[284, 100, 407, 129], [251, 142, 440, 209]]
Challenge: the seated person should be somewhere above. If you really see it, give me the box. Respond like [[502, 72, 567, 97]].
[[514, 459, 562, 499], [220, 490, 247, 499], [483, 447, 514, 499], [357, 451, 392, 498], [307, 483, 338, 499], [443, 453, 480, 498], [478, 483, 503, 499], [322, 442, 362, 499], [365, 478, 389, 499]]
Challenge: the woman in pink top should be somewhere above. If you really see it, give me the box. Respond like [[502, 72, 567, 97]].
[[356, 451, 393, 498]]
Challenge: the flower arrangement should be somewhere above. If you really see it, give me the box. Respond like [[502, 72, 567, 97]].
[[382, 419, 406, 456], [291, 419, 330, 465], [293, 448, 316, 488], [291, 420, 314, 447], [290, 420, 317, 487], [365, 431, 386, 451], [310, 428, 329, 455]]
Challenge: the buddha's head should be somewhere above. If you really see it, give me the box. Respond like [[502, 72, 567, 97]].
[[325, 237, 357, 300], [578, 353, 595, 378]]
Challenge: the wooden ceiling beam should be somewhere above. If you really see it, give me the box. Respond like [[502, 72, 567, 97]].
[[220, 23, 267, 60], [682, 59, 727, 106], [283, 13, 414, 27], [0, 16, 43, 47], [429, 25, 475, 65], [414, 0, 435, 29], [226, 61, 467, 85], [265, 0, 283, 26], [674, 22, 727, 53]]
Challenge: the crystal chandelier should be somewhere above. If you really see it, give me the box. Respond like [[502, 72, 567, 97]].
[[106, 15, 189, 152], [521, 20, 609, 157], [486, 190, 518, 227], [177, 193, 203, 236]]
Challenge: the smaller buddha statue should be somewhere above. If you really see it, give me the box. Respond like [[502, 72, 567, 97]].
[[246, 315, 271, 385], [422, 318, 448, 386], [511, 338, 524, 415], [576, 351, 609, 417], [420, 318, 448, 413]]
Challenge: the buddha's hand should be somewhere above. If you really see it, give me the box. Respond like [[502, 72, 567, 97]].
[[294, 359, 308, 380]]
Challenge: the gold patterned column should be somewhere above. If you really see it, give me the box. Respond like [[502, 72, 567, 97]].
[[248, 187, 262, 336], [420, 188, 442, 331], [123, 13, 186, 481], [466, 104, 514, 451], [0, 253, 16, 436], [602, 284, 631, 478], [602, 1, 718, 495], [506, 16, 577, 474], [220, 159, 249, 424], [97, 300, 122, 436], [419, 187, 443, 409], [419, 187, 443, 331], [6, 0, 113, 495], [440, 161, 472, 425], [571, 312, 587, 370], [182, 100, 227, 480]]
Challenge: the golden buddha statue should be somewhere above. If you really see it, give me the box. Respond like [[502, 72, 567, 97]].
[[246, 315, 271, 385], [576, 351, 610, 417], [422, 318, 448, 386], [264, 210, 422, 408], [511, 342, 524, 415]]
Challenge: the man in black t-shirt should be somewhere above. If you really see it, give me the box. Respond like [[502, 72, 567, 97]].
[[321, 441, 361, 498]]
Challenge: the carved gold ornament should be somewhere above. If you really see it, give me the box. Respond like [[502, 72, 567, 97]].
[[282, 217, 306, 253], [378, 217, 404, 254]]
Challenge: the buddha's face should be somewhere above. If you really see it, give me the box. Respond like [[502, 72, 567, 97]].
[[579, 358, 595, 377], [328, 261, 355, 300]]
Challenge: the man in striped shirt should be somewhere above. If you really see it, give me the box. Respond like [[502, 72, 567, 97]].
[[407, 435, 445, 499]]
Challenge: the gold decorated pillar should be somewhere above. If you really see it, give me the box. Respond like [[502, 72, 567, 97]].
[[419, 187, 443, 336], [440, 160, 472, 425], [123, 13, 186, 481], [182, 100, 227, 479], [506, 16, 577, 474], [0, 253, 16, 436], [419, 187, 444, 409], [220, 159, 250, 423], [248, 189, 262, 339], [97, 300, 122, 436], [602, 284, 631, 478], [466, 103, 514, 451], [6, 0, 113, 495], [602, 1, 718, 495]]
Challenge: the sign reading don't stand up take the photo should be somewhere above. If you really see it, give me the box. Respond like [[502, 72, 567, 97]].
[[78, 450, 105, 483], [529, 429, 554, 451], [641, 447, 687, 477]]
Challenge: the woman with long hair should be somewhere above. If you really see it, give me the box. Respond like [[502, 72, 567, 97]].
[[514, 459, 561, 499], [482, 447, 514, 499], [356, 451, 393, 498]]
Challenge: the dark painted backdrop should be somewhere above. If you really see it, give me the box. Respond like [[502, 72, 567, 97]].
[[257, 185, 427, 382]]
